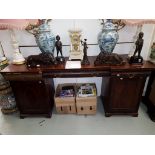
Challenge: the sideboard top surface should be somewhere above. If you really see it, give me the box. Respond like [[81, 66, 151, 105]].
[[1, 56, 155, 74]]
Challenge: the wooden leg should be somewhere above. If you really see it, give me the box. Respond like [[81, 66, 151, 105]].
[[20, 116, 25, 119], [105, 113, 112, 117], [46, 114, 52, 118], [132, 113, 138, 117]]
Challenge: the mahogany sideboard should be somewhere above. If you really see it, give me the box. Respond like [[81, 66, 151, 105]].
[[1, 56, 155, 118]]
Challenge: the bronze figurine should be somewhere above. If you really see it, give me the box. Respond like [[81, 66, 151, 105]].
[[133, 32, 144, 57], [129, 32, 144, 64], [55, 35, 65, 63], [81, 39, 90, 65], [55, 35, 63, 57]]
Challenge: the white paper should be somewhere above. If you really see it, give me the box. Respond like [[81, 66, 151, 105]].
[[65, 61, 81, 69]]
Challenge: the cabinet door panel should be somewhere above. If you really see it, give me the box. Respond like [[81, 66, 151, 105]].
[[109, 76, 145, 112], [11, 81, 51, 113], [149, 79, 155, 104]]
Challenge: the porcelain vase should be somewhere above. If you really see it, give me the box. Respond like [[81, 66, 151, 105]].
[[35, 21, 55, 54], [98, 19, 119, 53]]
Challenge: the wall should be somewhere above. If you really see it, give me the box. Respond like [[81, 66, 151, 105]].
[[0, 19, 154, 95]]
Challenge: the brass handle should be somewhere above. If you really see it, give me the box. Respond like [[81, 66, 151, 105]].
[[129, 74, 134, 79]]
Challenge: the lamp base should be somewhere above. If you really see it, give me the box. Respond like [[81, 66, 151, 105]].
[[12, 60, 25, 65], [12, 52, 25, 65], [0, 57, 8, 67]]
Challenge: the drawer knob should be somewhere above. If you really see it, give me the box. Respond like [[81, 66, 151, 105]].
[[129, 74, 134, 78], [38, 81, 42, 84], [120, 77, 123, 80]]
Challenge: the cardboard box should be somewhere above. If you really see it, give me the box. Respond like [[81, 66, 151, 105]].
[[55, 83, 76, 114], [76, 83, 97, 115]]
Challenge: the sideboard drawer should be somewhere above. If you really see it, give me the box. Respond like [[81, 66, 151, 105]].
[[2, 73, 42, 81], [111, 71, 151, 78]]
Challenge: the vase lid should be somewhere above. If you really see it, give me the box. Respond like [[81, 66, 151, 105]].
[[103, 19, 117, 30], [39, 23, 50, 31]]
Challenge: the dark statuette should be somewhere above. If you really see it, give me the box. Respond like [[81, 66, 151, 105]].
[[26, 52, 56, 68], [55, 35, 65, 63], [81, 39, 90, 65], [129, 32, 144, 64]]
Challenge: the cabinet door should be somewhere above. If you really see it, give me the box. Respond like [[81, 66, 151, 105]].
[[144, 71, 155, 121], [11, 80, 52, 114], [149, 77, 155, 104], [109, 76, 145, 113]]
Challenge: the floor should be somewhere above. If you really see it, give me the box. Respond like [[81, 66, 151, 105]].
[[0, 98, 155, 135]]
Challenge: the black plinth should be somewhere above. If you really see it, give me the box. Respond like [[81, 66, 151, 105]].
[[26, 52, 56, 68], [129, 56, 143, 65], [94, 52, 125, 66], [56, 56, 65, 64], [81, 56, 90, 65]]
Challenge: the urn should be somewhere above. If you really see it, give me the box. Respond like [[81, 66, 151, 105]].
[[98, 19, 119, 53], [35, 20, 55, 54]]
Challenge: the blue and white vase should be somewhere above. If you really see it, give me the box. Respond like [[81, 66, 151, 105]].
[[35, 20, 55, 54], [98, 19, 119, 53]]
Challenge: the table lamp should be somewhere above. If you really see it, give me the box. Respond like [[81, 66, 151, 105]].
[[0, 41, 8, 67], [0, 19, 38, 65]]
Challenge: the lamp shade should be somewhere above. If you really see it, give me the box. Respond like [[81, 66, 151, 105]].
[[121, 19, 155, 26], [0, 19, 38, 30]]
